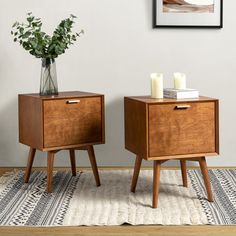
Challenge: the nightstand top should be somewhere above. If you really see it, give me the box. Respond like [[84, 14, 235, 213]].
[[19, 91, 103, 100], [125, 96, 218, 104]]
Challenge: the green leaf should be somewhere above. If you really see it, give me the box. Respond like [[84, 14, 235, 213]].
[[12, 13, 82, 58], [27, 17, 34, 23], [29, 49, 35, 55], [29, 40, 37, 48], [12, 22, 17, 28], [19, 27, 24, 34], [23, 42, 31, 50], [35, 49, 42, 55], [70, 14, 77, 19], [22, 31, 31, 38]]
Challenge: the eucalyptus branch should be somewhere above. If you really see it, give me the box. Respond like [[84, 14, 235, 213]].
[[11, 13, 83, 59]]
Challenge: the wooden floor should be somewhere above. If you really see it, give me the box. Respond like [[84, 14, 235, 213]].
[[0, 167, 236, 236], [1, 225, 236, 236]]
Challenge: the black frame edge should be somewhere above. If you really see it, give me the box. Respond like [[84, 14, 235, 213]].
[[153, 0, 223, 29]]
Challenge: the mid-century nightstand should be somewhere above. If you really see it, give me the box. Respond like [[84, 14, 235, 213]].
[[19, 91, 105, 192], [124, 96, 219, 208]]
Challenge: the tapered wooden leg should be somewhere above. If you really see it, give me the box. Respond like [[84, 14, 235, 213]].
[[199, 157, 213, 202], [47, 151, 55, 193], [87, 146, 101, 186], [24, 147, 36, 183], [180, 160, 188, 187], [131, 155, 142, 193], [153, 160, 161, 208], [69, 149, 76, 176]]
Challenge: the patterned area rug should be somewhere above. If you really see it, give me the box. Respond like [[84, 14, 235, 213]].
[[0, 169, 235, 226], [0, 171, 80, 226], [188, 169, 236, 225]]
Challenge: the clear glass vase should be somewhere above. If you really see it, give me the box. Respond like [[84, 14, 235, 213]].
[[40, 58, 58, 96]]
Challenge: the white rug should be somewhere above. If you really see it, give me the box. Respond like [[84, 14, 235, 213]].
[[1, 169, 235, 226], [64, 170, 207, 225]]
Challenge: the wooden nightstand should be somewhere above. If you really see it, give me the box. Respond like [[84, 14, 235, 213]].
[[19, 91, 105, 192], [124, 96, 219, 208]]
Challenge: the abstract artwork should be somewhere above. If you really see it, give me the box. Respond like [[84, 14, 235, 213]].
[[153, 0, 222, 28], [163, 0, 214, 13]]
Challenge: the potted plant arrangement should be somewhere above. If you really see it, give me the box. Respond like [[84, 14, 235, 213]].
[[11, 13, 83, 95]]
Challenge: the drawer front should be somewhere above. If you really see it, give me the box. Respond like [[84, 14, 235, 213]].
[[148, 102, 216, 157], [43, 97, 102, 148]]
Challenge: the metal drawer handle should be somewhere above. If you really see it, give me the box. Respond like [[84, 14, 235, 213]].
[[66, 100, 80, 104], [175, 105, 191, 109]]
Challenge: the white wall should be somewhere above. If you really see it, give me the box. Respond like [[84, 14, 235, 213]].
[[0, 0, 235, 167]]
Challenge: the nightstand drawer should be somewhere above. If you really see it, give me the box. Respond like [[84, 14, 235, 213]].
[[43, 97, 102, 148], [148, 102, 216, 157]]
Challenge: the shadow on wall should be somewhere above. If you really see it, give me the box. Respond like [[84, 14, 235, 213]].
[[95, 96, 136, 167], [144, 0, 154, 29]]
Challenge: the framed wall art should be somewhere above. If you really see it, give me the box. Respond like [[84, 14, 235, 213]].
[[153, 0, 223, 28]]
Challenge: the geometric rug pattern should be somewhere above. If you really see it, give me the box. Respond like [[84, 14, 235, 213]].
[[188, 169, 236, 225], [0, 169, 235, 226], [0, 170, 80, 226]]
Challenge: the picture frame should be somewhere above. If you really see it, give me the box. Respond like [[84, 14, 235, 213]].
[[153, 0, 223, 28]]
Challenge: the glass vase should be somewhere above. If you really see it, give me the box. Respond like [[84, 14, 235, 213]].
[[40, 58, 58, 95]]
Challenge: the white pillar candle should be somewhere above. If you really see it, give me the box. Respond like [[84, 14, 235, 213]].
[[174, 72, 186, 89], [150, 73, 163, 99]]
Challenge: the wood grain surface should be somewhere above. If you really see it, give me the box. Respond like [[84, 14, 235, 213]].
[[124, 97, 148, 159], [44, 97, 102, 148], [148, 101, 216, 157], [124, 96, 219, 160], [19, 95, 43, 150], [19, 92, 105, 151]]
